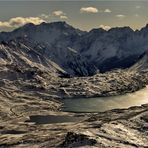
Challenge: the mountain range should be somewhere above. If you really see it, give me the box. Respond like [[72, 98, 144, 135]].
[[0, 21, 148, 76]]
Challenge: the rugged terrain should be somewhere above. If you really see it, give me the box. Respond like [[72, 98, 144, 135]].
[[1, 22, 148, 76], [0, 53, 147, 147], [0, 22, 148, 147]]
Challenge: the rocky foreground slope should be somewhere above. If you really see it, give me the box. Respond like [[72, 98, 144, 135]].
[[0, 45, 147, 147], [0, 98, 148, 147]]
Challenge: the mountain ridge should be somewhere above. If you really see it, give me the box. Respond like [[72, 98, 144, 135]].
[[0, 21, 148, 76]]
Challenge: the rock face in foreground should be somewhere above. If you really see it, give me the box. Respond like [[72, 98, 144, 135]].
[[58, 132, 97, 147], [0, 104, 148, 147], [0, 57, 147, 148]]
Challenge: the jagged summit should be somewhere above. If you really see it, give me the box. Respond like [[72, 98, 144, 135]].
[[88, 28, 106, 34], [108, 26, 133, 32], [138, 24, 148, 36], [20, 21, 78, 31], [1, 21, 148, 34], [3, 21, 84, 37], [140, 23, 148, 30], [41, 21, 73, 29]]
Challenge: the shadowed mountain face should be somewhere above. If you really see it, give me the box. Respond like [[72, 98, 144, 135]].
[[0, 21, 148, 76]]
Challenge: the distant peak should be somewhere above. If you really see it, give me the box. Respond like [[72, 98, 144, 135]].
[[49, 21, 67, 25], [21, 23, 36, 29], [108, 26, 134, 34], [48, 21, 75, 30], [89, 28, 106, 34], [39, 21, 70, 28], [39, 21, 84, 34], [109, 26, 133, 31], [145, 23, 148, 28], [14, 23, 36, 32], [10, 21, 80, 35], [140, 23, 148, 31]]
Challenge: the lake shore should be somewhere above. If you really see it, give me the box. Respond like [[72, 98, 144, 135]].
[[0, 68, 148, 147]]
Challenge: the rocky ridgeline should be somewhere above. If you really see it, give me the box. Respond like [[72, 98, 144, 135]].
[[0, 22, 148, 76], [0, 22, 148, 147]]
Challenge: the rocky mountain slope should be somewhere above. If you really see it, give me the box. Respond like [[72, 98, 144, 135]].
[[0, 22, 148, 75]]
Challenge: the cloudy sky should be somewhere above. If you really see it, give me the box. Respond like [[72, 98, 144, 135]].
[[0, 0, 148, 32]]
